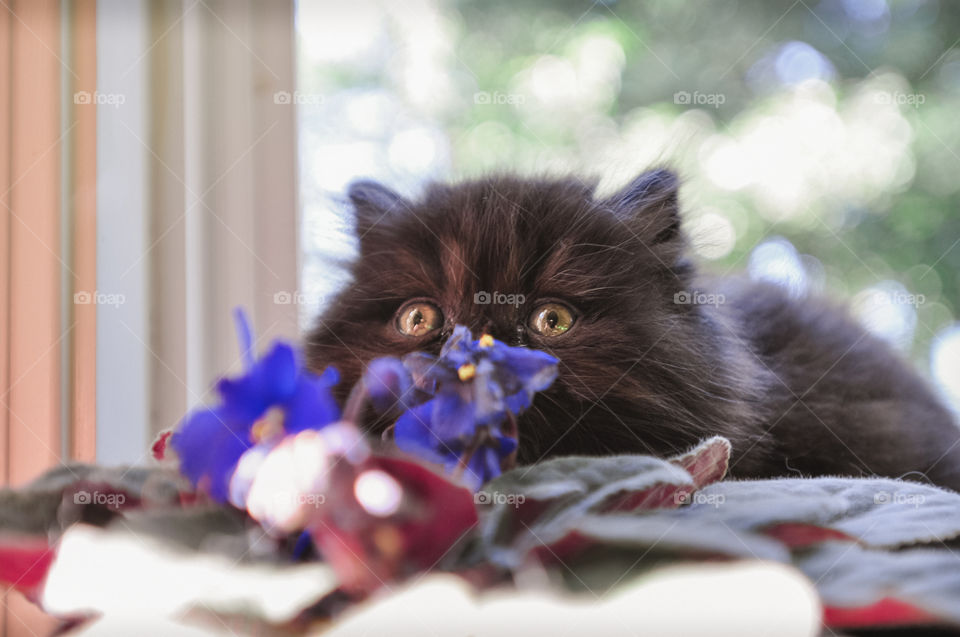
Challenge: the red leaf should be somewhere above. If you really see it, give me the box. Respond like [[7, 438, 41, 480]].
[[152, 430, 173, 461], [824, 597, 941, 629], [373, 455, 479, 571], [308, 454, 478, 594], [531, 530, 595, 564], [601, 482, 690, 513], [595, 437, 731, 514], [600, 438, 734, 513], [668, 436, 731, 489], [762, 522, 858, 549], [0, 536, 56, 599]]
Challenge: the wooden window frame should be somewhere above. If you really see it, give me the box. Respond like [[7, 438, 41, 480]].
[[1, 0, 96, 633]]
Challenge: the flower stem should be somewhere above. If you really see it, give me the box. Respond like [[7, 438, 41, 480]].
[[501, 412, 518, 472], [343, 381, 369, 424], [453, 426, 488, 479]]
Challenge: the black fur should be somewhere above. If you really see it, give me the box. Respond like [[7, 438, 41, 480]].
[[305, 170, 960, 491]]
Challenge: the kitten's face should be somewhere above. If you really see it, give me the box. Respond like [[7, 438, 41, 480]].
[[306, 170, 723, 462]]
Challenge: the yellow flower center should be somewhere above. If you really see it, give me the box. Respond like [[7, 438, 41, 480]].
[[250, 406, 285, 443], [373, 526, 404, 559], [457, 363, 476, 381], [478, 334, 494, 348]]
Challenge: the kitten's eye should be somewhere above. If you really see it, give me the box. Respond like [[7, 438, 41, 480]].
[[529, 302, 575, 337], [396, 301, 443, 337]]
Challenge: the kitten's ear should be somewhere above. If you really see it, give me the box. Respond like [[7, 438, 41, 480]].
[[348, 180, 409, 238], [602, 168, 683, 255]]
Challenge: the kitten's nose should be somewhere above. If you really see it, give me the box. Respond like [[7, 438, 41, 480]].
[[466, 318, 497, 339], [474, 319, 525, 347]]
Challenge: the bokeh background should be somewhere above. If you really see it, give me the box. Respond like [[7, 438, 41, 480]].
[[295, 0, 960, 412]]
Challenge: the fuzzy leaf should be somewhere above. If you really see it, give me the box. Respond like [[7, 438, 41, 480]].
[[477, 437, 732, 569]]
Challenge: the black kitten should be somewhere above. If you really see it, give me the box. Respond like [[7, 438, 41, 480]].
[[305, 170, 960, 491]]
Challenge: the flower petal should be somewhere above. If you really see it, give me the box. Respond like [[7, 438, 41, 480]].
[[394, 402, 453, 465], [461, 446, 502, 490], [498, 347, 559, 393], [505, 389, 531, 414], [497, 432, 518, 456], [172, 408, 251, 501], [217, 342, 299, 421], [233, 307, 255, 370], [430, 391, 477, 441], [472, 359, 506, 424], [365, 357, 416, 413], [317, 365, 340, 387], [283, 375, 342, 433], [440, 325, 473, 357], [255, 342, 300, 401]]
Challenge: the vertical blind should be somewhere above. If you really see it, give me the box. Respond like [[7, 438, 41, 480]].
[[0, 1, 298, 634], [1, 2, 97, 633]]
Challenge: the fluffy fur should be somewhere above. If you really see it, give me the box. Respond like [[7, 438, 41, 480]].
[[305, 170, 960, 491]]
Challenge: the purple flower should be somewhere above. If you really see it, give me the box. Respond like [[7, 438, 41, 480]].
[[363, 357, 418, 413], [394, 400, 518, 490], [390, 326, 558, 489], [171, 310, 341, 502]]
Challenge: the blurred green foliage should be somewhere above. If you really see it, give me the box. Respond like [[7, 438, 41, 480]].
[[299, 0, 960, 368]]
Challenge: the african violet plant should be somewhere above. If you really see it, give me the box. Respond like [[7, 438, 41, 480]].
[[8, 311, 957, 633], [170, 311, 343, 503], [165, 310, 558, 590], [171, 313, 558, 499]]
